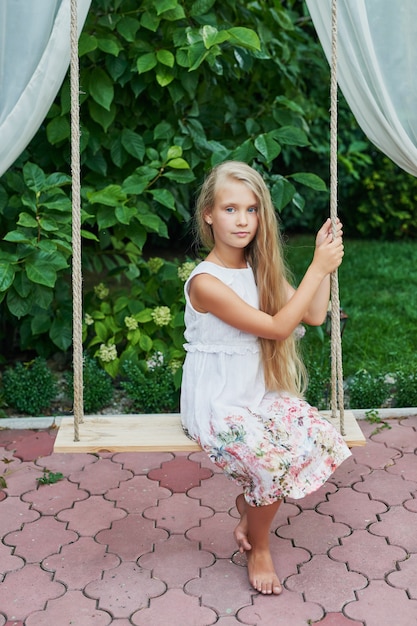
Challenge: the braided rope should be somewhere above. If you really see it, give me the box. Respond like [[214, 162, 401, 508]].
[[329, 0, 345, 435], [70, 0, 83, 440]]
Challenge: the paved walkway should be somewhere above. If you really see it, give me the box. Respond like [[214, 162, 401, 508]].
[[1, 416, 417, 625]]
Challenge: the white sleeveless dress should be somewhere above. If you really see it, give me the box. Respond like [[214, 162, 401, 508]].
[[180, 261, 351, 506]]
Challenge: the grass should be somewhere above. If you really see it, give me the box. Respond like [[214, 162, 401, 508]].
[[285, 236, 417, 378]]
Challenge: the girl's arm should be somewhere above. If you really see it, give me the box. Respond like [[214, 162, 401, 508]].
[[286, 218, 341, 326], [190, 219, 343, 341]]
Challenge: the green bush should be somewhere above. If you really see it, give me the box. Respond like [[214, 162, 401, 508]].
[[66, 355, 114, 413], [2, 357, 57, 415], [394, 369, 417, 408], [347, 369, 390, 409], [121, 355, 179, 413]]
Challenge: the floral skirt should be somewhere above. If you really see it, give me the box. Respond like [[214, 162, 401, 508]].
[[199, 393, 351, 507]]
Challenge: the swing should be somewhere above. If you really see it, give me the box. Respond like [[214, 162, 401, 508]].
[[53, 0, 365, 454]]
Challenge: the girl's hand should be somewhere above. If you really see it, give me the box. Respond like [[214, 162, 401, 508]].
[[312, 218, 344, 275], [316, 218, 343, 246]]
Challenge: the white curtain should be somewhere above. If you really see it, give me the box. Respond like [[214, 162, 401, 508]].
[[306, 0, 417, 177], [0, 0, 91, 177]]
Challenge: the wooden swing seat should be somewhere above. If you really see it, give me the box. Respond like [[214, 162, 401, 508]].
[[53, 410, 365, 454]]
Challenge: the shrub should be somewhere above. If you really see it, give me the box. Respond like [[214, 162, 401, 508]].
[[66, 355, 114, 414], [305, 359, 330, 410], [347, 369, 390, 409], [2, 357, 57, 415], [394, 369, 417, 408], [121, 355, 179, 414]]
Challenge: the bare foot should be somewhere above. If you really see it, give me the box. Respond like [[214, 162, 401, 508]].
[[234, 494, 252, 553], [247, 548, 282, 595]]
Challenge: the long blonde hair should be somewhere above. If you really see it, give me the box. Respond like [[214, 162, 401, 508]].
[[195, 160, 307, 397]]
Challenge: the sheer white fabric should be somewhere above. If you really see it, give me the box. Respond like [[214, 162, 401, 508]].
[[0, 0, 91, 177], [306, 0, 417, 176]]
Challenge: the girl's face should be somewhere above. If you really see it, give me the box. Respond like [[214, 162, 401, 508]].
[[204, 177, 259, 250]]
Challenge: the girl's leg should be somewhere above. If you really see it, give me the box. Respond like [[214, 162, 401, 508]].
[[234, 494, 252, 552], [246, 499, 282, 595]]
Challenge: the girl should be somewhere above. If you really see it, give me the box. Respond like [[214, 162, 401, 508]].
[[181, 161, 351, 596]]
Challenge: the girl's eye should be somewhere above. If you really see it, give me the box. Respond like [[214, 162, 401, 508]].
[[248, 207, 258, 213], [225, 207, 235, 213]]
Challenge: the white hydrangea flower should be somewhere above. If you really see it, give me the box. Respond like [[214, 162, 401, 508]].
[[98, 343, 117, 362], [151, 306, 172, 327], [177, 261, 197, 281], [124, 316, 138, 331]]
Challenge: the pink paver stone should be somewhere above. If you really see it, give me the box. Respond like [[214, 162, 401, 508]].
[[330, 529, 407, 579], [0, 564, 64, 621], [344, 579, 417, 626], [84, 561, 166, 618], [68, 457, 132, 494], [317, 486, 387, 528], [0, 542, 24, 579], [7, 430, 55, 461], [131, 588, 217, 626], [139, 534, 214, 586], [106, 474, 171, 514], [43, 536, 119, 588], [352, 438, 401, 469], [22, 479, 88, 515], [386, 452, 417, 482], [187, 472, 241, 511], [4, 516, 77, 563], [0, 496, 39, 537], [329, 455, 371, 487], [276, 508, 350, 553], [185, 559, 254, 615], [285, 555, 367, 613], [315, 613, 364, 625], [238, 588, 324, 625], [372, 420, 417, 452], [25, 590, 112, 626], [113, 451, 173, 474], [35, 450, 97, 474], [144, 492, 213, 533], [287, 480, 337, 509], [57, 494, 126, 535], [3, 462, 42, 496], [186, 510, 238, 558], [96, 514, 168, 560], [353, 468, 417, 505], [387, 553, 417, 599], [369, 505, 417, 551], [148, 455, 212, 492]]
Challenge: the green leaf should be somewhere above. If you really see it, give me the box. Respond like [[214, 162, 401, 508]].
[[78, 33, 98, 56], [0, 262, 15, 291], [116, 16, 140, 42], [17, 212, 38, 228], [188, 42, 210, 71], [89, 68, 114, 111], [96, 206, 119, 229], [97, 37, 123, 57], [141, 11, 161, 32], [46, 116, 70, 144], [3, 231, 32, 244], [43, 172, 72, 189], [88, 185, 126, 207], [139, 334, 153, 351], [137, 52, 157, 74], [154, 0, 177, 15], [148, 188, 176, 210], [122, 174, 148, 195], [26, 259, 57, 288], [23, 162, 45, 192], [50, 316, 72, 351], [154, 121, 174, 140], [121, 129, 145, 160], [136, 211, 166, 234], [136, 309, 153, 323], [230, 139, 257, 163], [273, 126, 310, 147], [7, 288, 34, 317], [115, 205, 137, 225], [156, 49, 175, 68], [254, 133, 281, 163], [190, 0, 216, 17], [228, 27, 260, 51], [156, 66, 174, 87], [88, 101, 116, 132], [31, 313, 51, 335], [201, 25, 229, 49], [81, 229, 99, 241], [289, 173, 327, 191], [166, 158, 190, 169], [271, 178, 296, 211]]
